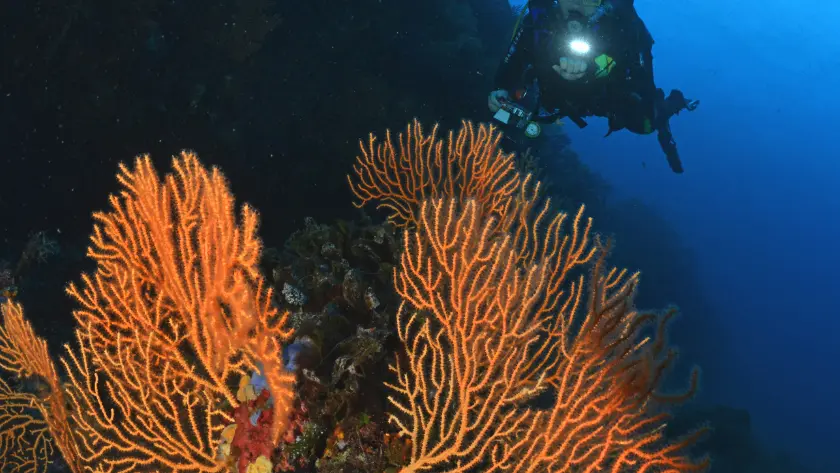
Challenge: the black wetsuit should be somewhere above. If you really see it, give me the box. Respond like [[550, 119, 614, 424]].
[[494, 1, 690, 173], [497, 2, 656, 122]]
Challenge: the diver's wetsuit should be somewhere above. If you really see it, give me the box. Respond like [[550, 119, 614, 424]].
[[495, 0, 690, 173]]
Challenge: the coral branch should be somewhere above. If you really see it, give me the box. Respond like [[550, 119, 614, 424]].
[[0, 375, 52, 473], [0, 152, 295, 473], [59, 152, 295, 472], [349, 121, 708, 473], [0, 301, 81, 473], [348, 119, 530, 229], [389, 199, 707, 473]]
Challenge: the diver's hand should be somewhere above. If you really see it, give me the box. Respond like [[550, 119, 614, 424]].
[[553, 57, 588, 81], [488, 89, 510, 113]]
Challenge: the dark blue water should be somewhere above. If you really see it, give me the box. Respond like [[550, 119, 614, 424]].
[[549, 1, 839, 471]]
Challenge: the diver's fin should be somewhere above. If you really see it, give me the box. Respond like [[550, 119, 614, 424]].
[[657, 129, 684, 173], [686, 98, 700, 111]]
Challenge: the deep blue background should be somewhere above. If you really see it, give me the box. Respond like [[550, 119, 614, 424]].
[[509, 0, 839, 470]]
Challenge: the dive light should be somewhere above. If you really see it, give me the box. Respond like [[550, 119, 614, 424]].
[[568, 39, 591, 56], [563, 19, 593, 57]]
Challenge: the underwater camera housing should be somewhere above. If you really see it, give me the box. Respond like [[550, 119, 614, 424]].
[[493, 90, 542, 139]]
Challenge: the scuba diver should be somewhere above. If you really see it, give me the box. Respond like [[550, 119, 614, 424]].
[[488, 0, 699, 173]]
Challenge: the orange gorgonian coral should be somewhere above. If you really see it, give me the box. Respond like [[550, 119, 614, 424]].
[[347, 119, 551, 270], [387, 199, 707, 473], [0, 152, 295, 473], [348, 119, 534, 229], [0, 301, 79, 473], [349, 121, 709, 473]]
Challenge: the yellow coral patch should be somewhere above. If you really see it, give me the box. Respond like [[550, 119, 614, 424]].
[[246, 455, 272, 473], [221, 424, 237, 444], [237, 374, 257, 402]]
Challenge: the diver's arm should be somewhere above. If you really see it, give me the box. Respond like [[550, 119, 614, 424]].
[[494, 18, 535, 91]]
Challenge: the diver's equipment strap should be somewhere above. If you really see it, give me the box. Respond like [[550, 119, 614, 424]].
[[570, 115, 588, 128], [511, 4, 528, 42], [511, 0, 551, 42]]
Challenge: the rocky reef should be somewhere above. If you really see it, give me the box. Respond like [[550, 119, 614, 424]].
[[255, 213, 408, 472]]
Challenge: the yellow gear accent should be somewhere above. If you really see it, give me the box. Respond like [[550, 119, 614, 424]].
[[511, 5, 528, 42], [594, 54, 616, 78]]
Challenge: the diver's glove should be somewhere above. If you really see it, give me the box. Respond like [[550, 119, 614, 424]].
[[488, 89, 510, 113], [553, 57, 588, 81], [686, 98, 700, 111]]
